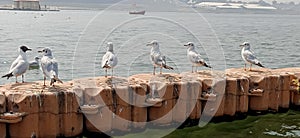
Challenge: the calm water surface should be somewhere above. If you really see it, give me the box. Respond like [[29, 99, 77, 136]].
[[0, 10, 299, 85], [0, 8, 300, 138]]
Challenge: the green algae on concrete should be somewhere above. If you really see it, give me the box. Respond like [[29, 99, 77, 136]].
[[165, 110, 300, 138], [117, 110, 300, 138]]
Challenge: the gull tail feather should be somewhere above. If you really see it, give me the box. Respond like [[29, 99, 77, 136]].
[[50, 76, 63, 86], [2, 72, 13, 79], [256, 62, 265, 68], [163, 64, 174, 70], [102, 61, 110, 68], [103, 64, 110, 68], [204, 62, 212, 68]]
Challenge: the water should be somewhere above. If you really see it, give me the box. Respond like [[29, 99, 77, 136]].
[[0, 6, 299, 138], [0, 9, 299, 85]]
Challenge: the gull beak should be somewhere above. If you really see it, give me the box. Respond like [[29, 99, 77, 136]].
[[38, 50, 43, 53], [239, 45, 244, 47], [184, 44, 189, 47], [146, 43, 151, 46], [27, 48, 32, 51]]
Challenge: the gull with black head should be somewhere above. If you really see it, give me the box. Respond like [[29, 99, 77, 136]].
[[2, 45, 32, 83]]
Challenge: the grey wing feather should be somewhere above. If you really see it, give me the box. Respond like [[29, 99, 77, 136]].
[[9, 56, 22, 71], [51, 61, 59, 76], [45, 61, 53, 73], [41, 58, 58, 78], [10, 60, 18, 71], [102, 52, 117, 68], [190, 51, 202, 63], [10, 61, 28, 75], [101, 53, 110, 68], [107, 54, 117, 67], [150, 55, 154, 63], [160, 56, 166, 65], [151, 53, 160, 64], [244, 50, 260, 64]]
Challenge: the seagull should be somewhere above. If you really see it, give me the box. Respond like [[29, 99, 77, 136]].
[[38, 47, 63, 86], [29, 56, 40, 70], [147, 40, 174, 75], [101, 42, 118, 78], [184, 42, 211, 73], [2, 45, 31, 83], [240, 42, 265, 71]]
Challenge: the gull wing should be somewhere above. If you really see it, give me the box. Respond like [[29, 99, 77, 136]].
[[9, 56, 21, 71], [102, 52, 117, 68], [101, 52, 110, 68], [9, 60, 28, 76], [41, 57, 58, 78], [189, 50, 203, 63], [50, 60, 59, 77], [243, 50, 260, 65], [151, 52, 162, 64]]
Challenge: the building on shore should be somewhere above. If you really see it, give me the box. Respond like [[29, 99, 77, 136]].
[[13, 0, 40, 10], [194, 2, 277, 11]]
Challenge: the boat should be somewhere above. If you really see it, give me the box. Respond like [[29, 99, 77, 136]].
[[129, 3, 145, 15], [129, 10, 145, 15]]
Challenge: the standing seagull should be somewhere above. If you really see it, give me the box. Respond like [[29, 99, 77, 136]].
[[184, 42, 211, 73], [101, 42, 118, 78], [240, 42, 265, 71], [2, 45, 31, 83], [147, 40, 174, 75], [38, 47, 63, 86]]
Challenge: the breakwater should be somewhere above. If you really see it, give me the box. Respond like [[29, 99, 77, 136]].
[[0, 68, 300, 137]]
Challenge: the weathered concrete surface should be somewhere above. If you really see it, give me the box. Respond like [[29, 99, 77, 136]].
[[0, 68, 299, 137], [0, 81, 82, 138]]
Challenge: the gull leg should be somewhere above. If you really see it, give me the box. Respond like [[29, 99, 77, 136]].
[[50, 78, 55, 87], [22, 75, 24, 83], [111, 68, 113, 78], [244, 63, 247, 71], [195, 67, 198, 73], [43, 76, 46, 87], [105, 69, 107, 78], [153, 66, 156, 75], [160, 67, 162, 74], [249, 64, 252, 71]]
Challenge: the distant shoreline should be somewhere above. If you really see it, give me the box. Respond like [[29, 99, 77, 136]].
[[0, 3, 299, 15]]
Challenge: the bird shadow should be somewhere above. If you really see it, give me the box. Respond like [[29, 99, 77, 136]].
[[247, 69, 267, 73], [249, 70, 264, 73], [8, 82, 37, 88]]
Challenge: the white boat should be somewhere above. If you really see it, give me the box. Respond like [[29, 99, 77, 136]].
[[129, 10, 145, 15], [129, 3, 145, 15]]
